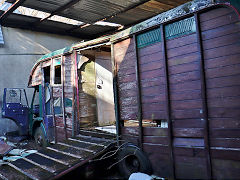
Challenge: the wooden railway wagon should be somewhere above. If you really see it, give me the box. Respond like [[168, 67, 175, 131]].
[[28, 36, 115, 142], [111, 0, 240, 179]]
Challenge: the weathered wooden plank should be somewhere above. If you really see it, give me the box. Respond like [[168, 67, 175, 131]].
[[55, 116, 73, 129], [172, 109, 203, 119], [171, 99, 202, 110], [210, 138, 240, 148], [117, 66, 136, 76], [201, 23, 240, 41], [170, 80, 201, 92], [120, 107, 137, 120], [143, 143, 172, 177], [143, 127, 168, 136], [140, 68, 164, 79], [168, 52, 198, 66], [143, 143, 168, 153], [142, 102, 165, 112], [210, 128, 240, 138], [205, 53, 240, 69], [208, 107, 240, 118], [211, 149, 240, 161], [209, 118, 240, 129], [173, 137, 204, 147], [200, 7, 232, 23], [119, 96, 137, 107], [121, 126, 139, 136], [175, 156, 207, 179], [118, 73, 136, 83], [114, 38, 134, 56], [143, 111, 165, 120], [167, 43, 198, 59], [203, 32, 240, 51], [143, 136, 168, 145], [166, 33, 197, 49], [118, 88, 137, 98], [168, 62, 199, 75], [138, 42, 162, 57], [141, 77, 165, 88], [173, 147, 205, 157], [208, 96, 240, 108], [118, 81, 137, 91], [139, 59, 163, 72], [173, 119, 204, 128], [115, 51, 136, 65], [56, 127, 72, 142], [173, 128, 204, 137], [212, 159, 240, 179], [208, 83, 238, 101], [200, 12, 238, 31], [170, 89, 201, 101], [141, 94, 165, 104], [139, 51, 163, 65], [206, 63, 240, 79], [206, 74, 240, 89], [121, 134, 139, 145], [141, 85, 165, 96], [169, 70, 200, 84]]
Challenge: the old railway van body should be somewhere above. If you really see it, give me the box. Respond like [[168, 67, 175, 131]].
[[28, 36, 116, 141], [111, 0, 240, 179]]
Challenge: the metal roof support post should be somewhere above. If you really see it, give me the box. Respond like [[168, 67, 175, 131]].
[[194, 13, 212, 179], [161, 24, 175, 179], [133, 35, 143, 149]]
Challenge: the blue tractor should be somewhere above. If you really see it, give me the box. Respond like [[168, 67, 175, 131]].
[[2, 85, 54, 147]]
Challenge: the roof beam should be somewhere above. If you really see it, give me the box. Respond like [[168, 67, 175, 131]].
[[0, 0, 26, 24], [66, 0, 152, 33], [33, 0, 81, 26]]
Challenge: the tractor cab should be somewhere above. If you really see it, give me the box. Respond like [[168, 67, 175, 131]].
[[2, 85, 54, 147], [2, 88, 29, 136]]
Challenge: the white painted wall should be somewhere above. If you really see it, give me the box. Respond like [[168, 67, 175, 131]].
[[0, 27, 82, 135]]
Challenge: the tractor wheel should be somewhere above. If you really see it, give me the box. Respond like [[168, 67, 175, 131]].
[[34, 126, 47, 147], [117, 144, 152, 179]]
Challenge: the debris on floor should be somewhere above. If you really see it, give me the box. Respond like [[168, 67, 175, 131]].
[[0, 139, 13, 157], [0, 133, 38, 165], [95, 125, 116, 134]]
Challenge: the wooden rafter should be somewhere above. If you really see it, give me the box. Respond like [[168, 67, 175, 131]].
[[33, 0, 82, 26], [66, 0, 152, 32], [0, 0, 26, 24]]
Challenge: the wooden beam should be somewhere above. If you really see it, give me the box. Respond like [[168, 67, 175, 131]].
[[194, 13, 212, 179], [61, 55, 68, 140], [33, 0, 82, 26], [0, 0, 26, 24], [133, 35, 143, 149], [161, 24, 175, 179], [111, 43, 121, 146]]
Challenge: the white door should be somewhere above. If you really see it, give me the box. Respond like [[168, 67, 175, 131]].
[[95, 51, 115, 126]]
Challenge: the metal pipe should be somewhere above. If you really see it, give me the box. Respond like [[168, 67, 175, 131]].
[[194, 13, 212, 179]]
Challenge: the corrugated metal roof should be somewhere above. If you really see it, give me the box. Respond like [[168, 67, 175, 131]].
[[2, 0, 192, 39]]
